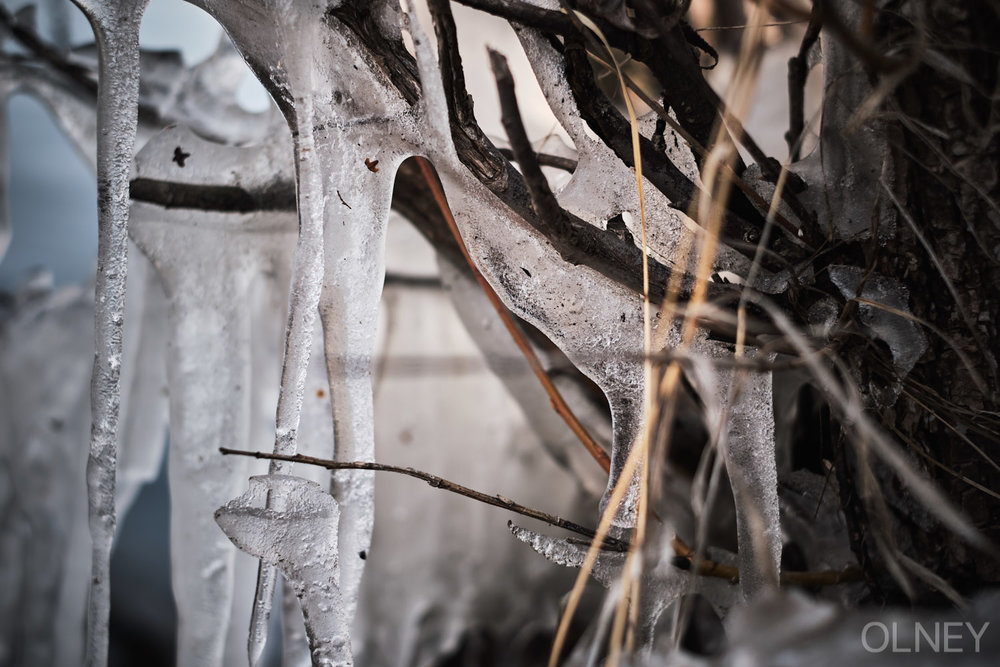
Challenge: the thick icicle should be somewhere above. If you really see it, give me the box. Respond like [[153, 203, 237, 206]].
[[130, 124, 297, 666], [317, 136, 407, 636], [67, 1, 149, 664], [216, 475, 353, 666]]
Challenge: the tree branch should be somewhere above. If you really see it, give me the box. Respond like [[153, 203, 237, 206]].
[[490, 50, 568, 233], [426, 0, 509, 186]]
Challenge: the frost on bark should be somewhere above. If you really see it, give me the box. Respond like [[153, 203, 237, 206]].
[[0, 0, 998, 665]]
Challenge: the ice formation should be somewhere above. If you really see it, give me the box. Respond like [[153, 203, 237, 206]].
[[0, 0, 824, 663], [509, 522, 739, 655], [404, 2, 650, 526], [216, 475, 353, 666], [0, 282, 95, 666], [512, 23, 782, 590], [829, 264, 928, 395], [789, 1, 895, 242], [130, 122, 301, 665], [713, 355, 781, 599], [67, 1, 150, 664], [177, 3, 415, 657]]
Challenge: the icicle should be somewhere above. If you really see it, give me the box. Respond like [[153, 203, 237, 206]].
[[0, 86, 9, 263], [130, 124, 297, 665], [247, 82, 325, 667], [67, 2, 149, 664], [213, 5, 331, 661], [716, 356, 782, 600], [174, 1, 320, 654], [282, 581, 313, 667], [186, 1, 414, 658], [216, 475, 353, 666], [316, 135, 409, 644], [0, 283, 94, 666], [509, 523, 738, 652]]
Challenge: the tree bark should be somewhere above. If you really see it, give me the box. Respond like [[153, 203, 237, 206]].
[[865, 0, 1000, 597]]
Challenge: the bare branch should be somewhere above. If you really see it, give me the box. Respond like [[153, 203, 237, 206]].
[[219, 447, 626, 550]]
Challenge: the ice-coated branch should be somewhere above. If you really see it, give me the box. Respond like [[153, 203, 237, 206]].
[[0, 5, 98, 98]]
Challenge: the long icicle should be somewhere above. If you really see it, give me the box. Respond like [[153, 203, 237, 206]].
[[247, 94, 328, 666], [68, 2, 149, 665]]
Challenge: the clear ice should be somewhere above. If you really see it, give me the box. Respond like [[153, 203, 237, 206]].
[[216, 475, 353, 666], [828, 265, 928, 378], [67, 1, 150, 664]]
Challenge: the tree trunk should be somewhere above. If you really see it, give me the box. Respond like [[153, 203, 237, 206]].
[[858, 0, 1000, 598]]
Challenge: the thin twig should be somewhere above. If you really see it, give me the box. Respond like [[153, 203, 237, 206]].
[[491, 50, 571, 231], [696, 20, 806, 32], [219, 448, 865, 588], [220, 447, 625, 549], [497, 146, 578, 172]]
